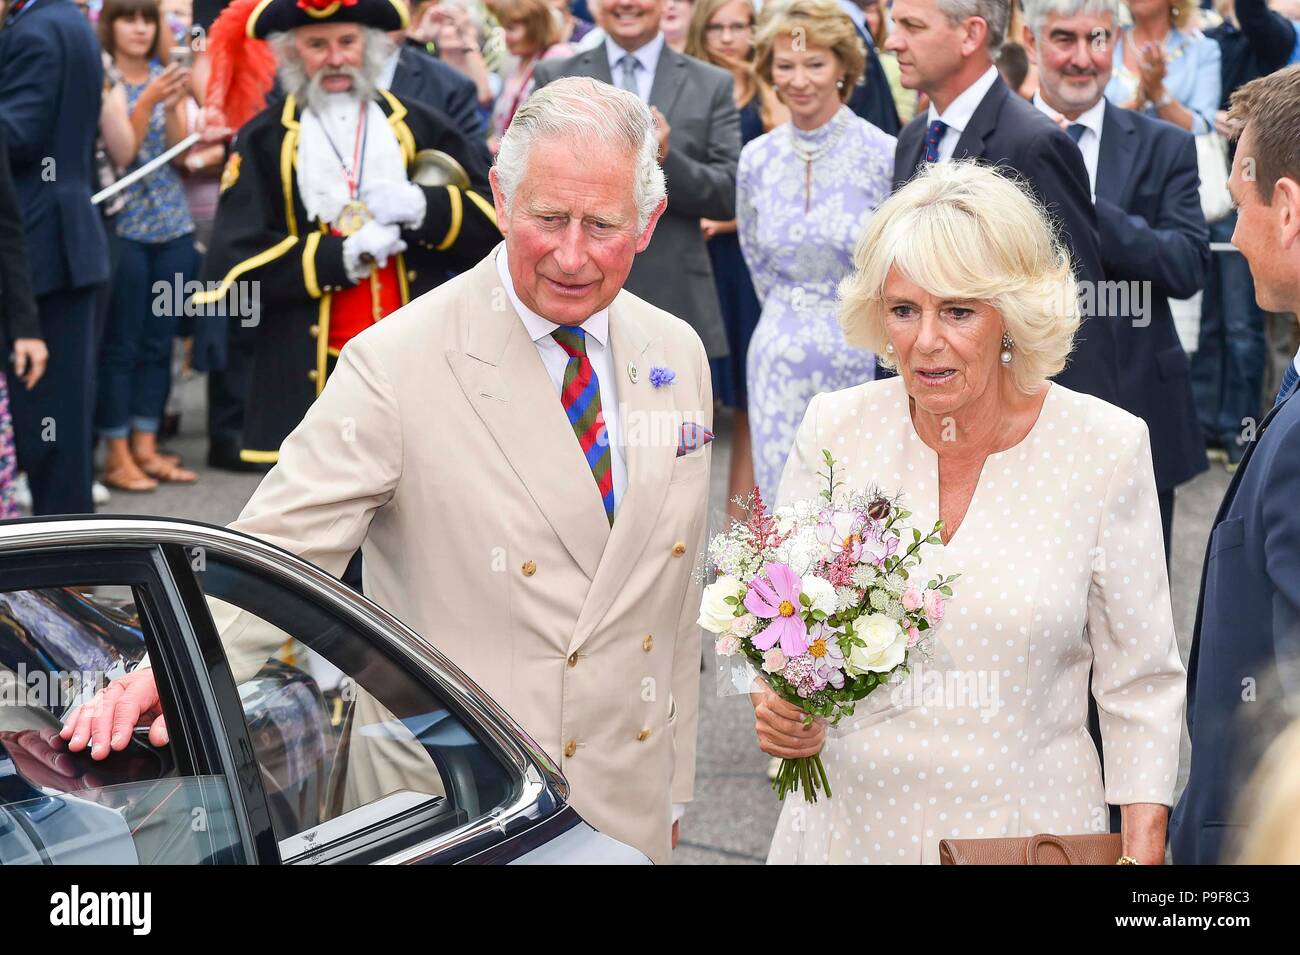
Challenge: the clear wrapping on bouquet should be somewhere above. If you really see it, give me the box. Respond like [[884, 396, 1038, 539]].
[[714, 630, 959, 738]]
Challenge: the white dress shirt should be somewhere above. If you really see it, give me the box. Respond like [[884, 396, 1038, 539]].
[[1033, 92, 1106, 203], [495, 246, 629, 512], [297, 93, 408, 228], [604, 32, 665, 103], [925, 64, 1000, 163]]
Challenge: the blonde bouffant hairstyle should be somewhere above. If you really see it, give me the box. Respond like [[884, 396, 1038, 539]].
[[753, 0, 866, 105], [838, 161, 1080, 395]]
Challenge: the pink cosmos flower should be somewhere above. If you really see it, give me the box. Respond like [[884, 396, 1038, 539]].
[[816, 510, 863, 562], [745, 562, 809, 657], [861, 523, 899, 565]]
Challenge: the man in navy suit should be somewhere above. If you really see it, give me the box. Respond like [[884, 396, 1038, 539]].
[[1023, 0, 1209, 559], [1171, 64, 1300, 864], [836, 0, 901, 136], [385, 35, 490, 165], [0, 0, 109, 514], [886, 0, 1116, 406]]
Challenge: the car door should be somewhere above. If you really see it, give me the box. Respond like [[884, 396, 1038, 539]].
[[164, 530, 576, 864], [0, 545, 272, 864]]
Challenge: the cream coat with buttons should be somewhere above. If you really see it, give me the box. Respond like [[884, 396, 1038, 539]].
[[229, 248, 712, 863]]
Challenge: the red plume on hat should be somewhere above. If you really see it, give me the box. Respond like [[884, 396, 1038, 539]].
[[205, 0, 279, 132]]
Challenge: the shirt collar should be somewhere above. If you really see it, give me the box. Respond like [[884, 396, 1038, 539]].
[[837, 0, 868, 38], [1032, 91, 1106, 138], [606, 32, 665, 76], [495, 246, 609, 348], [927, 64, 1000, 134]]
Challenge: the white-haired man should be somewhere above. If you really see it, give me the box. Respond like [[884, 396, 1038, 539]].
[[886, 0, 1117, 405], [62, 77, 712, 865], [1022, 0, 1209, 560], [194, 0, 500, 466]]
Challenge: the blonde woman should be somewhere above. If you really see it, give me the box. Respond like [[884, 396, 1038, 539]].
[[755, 161, 1187, 865], [737, 0, 894, 500], [686, 0, 783, 521]]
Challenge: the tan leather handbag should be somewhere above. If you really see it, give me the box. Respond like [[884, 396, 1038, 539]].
[[939, 833, 1124, 865]]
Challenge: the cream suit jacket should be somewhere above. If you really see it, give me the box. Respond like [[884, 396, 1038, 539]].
[[228, 247, 712, 863]]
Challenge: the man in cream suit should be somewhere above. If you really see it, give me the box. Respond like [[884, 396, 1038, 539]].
[[60, 78, 712, 865]]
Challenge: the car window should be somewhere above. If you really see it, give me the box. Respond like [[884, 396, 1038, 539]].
[[192, 556, 516, 863], [0, 584, 246, 864]]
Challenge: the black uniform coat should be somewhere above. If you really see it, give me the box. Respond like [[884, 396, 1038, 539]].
[[196, 89, 499, 462]]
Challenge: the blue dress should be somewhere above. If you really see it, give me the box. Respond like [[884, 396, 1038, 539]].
[[737, 106, 894, 497], [1104, 26, 1221, 134], [709, 98, 764, 409]]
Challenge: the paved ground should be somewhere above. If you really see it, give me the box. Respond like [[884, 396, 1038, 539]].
[[102, 373, 1230, 865]]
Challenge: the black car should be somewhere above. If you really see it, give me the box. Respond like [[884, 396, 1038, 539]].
[[0, 516, 647, 864]]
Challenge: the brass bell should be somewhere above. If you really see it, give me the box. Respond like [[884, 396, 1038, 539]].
[[410, 148, 471, 191]]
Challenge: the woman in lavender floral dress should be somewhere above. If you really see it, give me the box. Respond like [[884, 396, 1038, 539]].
[[739, 0, 894, 497]]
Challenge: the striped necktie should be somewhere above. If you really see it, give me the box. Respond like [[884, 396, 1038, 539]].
[[617, 54, 640, 97], [552, 327, 615, 524], [1276, 360, 1299, 408], [924, 119, 947, 163]]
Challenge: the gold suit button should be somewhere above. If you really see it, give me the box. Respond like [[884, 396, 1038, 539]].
[[564, 739, 577, 758], [307, 368, 319, 382], [637, 728, 651, 742], [567, 651, 579, 668], [309, 324, 319, 338], [642, 634, 654, 652], [407, 270, 417, 281], [671, 542, 686, 557], [521, 560, 537, 577]]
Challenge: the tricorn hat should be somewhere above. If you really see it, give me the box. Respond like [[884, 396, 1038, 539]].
[[246, 0, 410, 38]]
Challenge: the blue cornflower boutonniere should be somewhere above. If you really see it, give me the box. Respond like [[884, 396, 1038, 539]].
[[649, 366, 676, 389]]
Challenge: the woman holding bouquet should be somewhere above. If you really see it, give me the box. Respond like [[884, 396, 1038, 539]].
[[752, 162, 1186, 864]]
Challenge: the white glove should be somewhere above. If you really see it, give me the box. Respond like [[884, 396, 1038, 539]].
[[342, 219, 407, 283], [360, 179, 427, 230]]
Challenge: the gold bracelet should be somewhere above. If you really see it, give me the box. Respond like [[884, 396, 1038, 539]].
[[1117, 855, 1141, 865]]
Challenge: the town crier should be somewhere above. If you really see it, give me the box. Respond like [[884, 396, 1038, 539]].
[[195, 0, 499, 464]]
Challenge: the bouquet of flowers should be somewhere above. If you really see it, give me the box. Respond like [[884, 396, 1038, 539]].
[[699, 451, 958, 803]]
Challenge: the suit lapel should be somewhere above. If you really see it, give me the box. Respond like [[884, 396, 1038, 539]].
[[1096, 102, 1137, 206], [952, 76, 1007, 161], [648, 47, 687, 118], [576, 44, 614, 85], [444, 252, 611, 580], [895, 119, 926, 188], [568, 298, 677, 652]]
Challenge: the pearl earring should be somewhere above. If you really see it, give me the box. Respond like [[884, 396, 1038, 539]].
[[836, 79, 845, 90], [1000, 332, 1014, 364], [885, 342, 895, 354]]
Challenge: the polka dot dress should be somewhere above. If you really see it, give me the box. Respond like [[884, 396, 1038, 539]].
[[765, 377, 1187, 864]]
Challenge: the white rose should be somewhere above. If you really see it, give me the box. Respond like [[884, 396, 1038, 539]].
[[844, 613, 908, 675], [698, 575, 744, 634], [801, 575, 837, 617]]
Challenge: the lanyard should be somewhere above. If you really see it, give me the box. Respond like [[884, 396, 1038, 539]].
[[318, 101, 369, 200]]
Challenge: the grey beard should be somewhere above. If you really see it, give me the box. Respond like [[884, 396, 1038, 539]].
[[298, 67, 377, 116]]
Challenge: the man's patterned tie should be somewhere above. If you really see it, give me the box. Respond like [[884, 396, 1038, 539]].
[[924, 119, 947, 163], [552, 327, 615, 524], [1276, 360, 1299, 408]]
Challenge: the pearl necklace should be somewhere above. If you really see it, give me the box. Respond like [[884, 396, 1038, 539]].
[[790, 108, 849, 213]]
